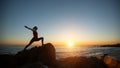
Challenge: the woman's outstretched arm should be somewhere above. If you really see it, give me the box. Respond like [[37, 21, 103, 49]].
[[24, 26, 33, 31]]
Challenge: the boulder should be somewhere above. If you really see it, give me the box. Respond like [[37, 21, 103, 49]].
[[15, 43, 56, 66], [104, 56, 119, 68]]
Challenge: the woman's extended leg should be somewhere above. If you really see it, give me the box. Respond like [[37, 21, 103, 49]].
[[37, 37, 44, 45], [24, 38, 34, 50]]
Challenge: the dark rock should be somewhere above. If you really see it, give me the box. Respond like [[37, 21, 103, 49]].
[[20, 62, 47, 68], [57, 56, 108, 68], [104, 56, 119, 68], [0, 54, 16, 68], [15, 43, 56, 67]]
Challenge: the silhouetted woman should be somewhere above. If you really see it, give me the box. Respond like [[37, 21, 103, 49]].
[[24, 26, 44, 50]]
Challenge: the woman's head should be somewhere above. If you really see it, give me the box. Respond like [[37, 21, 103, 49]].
[[33, 26, 38, 30]]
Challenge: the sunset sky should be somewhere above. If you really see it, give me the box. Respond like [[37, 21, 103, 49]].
[[1, 0, 120, 46]]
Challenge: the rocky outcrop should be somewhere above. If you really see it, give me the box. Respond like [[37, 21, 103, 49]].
[[0, 43, 55, 68], [15, 43, 56, 67]]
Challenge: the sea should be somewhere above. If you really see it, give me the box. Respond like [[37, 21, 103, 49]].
[[0, 45, 120, 60]]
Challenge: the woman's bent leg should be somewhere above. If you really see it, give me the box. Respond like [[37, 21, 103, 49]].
[[37, 37, 44, 45]]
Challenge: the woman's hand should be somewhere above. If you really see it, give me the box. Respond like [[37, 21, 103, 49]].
[[24, 26, 28, 28]]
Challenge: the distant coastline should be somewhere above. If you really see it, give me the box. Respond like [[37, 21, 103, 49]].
[[100, 43, 120, 47]]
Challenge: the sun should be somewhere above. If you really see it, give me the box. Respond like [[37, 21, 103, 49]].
[[68, 41, 74, 47]]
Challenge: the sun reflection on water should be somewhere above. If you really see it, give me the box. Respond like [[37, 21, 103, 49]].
[[55, 46, 92, 59]]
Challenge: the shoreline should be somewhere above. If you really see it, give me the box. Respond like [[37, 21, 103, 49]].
[[0, 43, 120, 68]]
